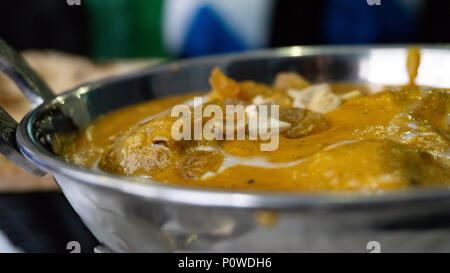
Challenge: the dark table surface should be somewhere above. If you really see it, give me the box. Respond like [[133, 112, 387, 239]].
[[0, 192, 99, 253]]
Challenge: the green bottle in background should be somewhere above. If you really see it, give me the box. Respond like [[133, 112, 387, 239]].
[[86, 0, 168, 59]]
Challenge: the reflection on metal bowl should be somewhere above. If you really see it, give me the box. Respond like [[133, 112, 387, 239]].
[[1, 40, 450, 252]]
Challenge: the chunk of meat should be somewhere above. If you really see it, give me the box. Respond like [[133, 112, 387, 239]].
[[279, 107, 306, 125], [209, 67, 243, 100], [177, 149, 224, 179], [99, 113, 225, 180], [273, 72, 309, 90], [244, 85, 292, 109], [408, 89, 449, 135], [290, 139, 450, 191], [279, 108, 328, 138], [208, 68, 294, 109], [98, 115, 180, 177]]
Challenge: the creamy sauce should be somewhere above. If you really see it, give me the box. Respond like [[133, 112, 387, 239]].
[[201, 148, 308, 180], [61, 83, 450, 192], [60, 50, 450, 192]]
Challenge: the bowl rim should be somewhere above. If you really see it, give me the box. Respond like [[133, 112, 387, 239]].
[[16, 45, 450, 209]]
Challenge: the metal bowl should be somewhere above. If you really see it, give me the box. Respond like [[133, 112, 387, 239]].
[[1, 40, 450, 252]]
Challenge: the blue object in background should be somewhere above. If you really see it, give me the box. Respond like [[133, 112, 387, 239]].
[[163, 0, 274, 57], [322, 0, 423, 44], [181, 6, 246, 57]]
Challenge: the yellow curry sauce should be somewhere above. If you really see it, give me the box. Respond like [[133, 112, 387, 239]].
[[61, 50, 450, 192]]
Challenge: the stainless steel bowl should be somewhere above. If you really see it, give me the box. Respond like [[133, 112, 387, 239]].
[[1, 39, 449, 252]]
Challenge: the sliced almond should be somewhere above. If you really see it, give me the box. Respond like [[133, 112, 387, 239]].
[[340, 90, 362, 101], [273, 119, 292, 133], [288, 83, 331, 109], [252, 95, 274, 105], [246, 105, 292, 137], [288, 84, 340, 114], [308, 89, 341, 113]]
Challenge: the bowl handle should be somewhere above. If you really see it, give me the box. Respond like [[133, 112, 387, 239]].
[[0, 39, 54, 176], [0, 39, 54, 106], [0, 108, 45, 175]]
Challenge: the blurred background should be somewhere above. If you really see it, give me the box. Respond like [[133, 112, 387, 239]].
[[0, 0, 449, 60], [0, 0, 449, 253]]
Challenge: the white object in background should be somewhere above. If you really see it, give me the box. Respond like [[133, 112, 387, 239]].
[[0, 230, 22, 253], [163, 0, 274, 56]]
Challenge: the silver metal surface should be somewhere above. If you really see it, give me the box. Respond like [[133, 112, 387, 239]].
[[0, 39, 51, 175], [0, 107, 45, 175], [0, 39, 54, 106], [1, 43, 450, 252]]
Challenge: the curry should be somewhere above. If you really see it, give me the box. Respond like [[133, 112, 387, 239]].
[[61, 49, 450, 192]]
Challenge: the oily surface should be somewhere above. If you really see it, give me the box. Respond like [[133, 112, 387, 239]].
[[61, 74, 450, 193]]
